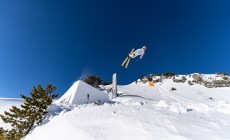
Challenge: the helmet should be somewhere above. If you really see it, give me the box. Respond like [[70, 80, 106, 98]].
[[142, 46, 147, 50]]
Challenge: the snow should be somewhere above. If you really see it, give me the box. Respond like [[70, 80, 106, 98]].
[[56, 80, 109, 105], [0, 98, 23, 114], [1, 75, 230, 140], [0, 98, 23, 129]]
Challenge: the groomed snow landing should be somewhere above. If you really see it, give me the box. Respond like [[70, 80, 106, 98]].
[[56, 80, 109, 105]]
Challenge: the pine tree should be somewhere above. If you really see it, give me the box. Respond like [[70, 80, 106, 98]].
[[0, 128, 8, 140], [84, 75, 102, 88], [0, 84, 58, 140], [163, 72, 176, 78]]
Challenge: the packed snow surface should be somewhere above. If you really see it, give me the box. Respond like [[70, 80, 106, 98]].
[[56, 80, 109, 105], [1, 78, 230, 140]]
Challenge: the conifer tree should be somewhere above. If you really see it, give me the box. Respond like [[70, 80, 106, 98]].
[[84, 75, 102, 88], [0, 84, 58, 140]]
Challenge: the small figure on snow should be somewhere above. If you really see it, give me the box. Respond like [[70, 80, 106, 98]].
[[87, 94, 90, 104]]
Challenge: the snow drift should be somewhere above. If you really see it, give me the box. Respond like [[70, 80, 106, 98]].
[[56, 80, 109, 105]]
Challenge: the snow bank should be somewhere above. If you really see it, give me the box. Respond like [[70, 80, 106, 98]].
[[56, 80, 109, 105]]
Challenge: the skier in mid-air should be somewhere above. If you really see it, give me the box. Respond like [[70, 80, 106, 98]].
[[129, 46, 147, 59], [121, 46, 147, 68]]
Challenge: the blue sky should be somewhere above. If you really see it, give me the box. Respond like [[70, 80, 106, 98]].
[[0, 0, 230, 98]]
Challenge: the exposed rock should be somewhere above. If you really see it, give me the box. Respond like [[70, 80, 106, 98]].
[[136, 73, 230, 88], [173, 76, 187, 83], [188, 80, 193, 86], [192, 74, 203, 84], [171, 87, 176, 91], [204, 80, 230, 88]]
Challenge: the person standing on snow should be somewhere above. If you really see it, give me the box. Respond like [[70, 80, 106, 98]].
[[129, 46, 147, 60]]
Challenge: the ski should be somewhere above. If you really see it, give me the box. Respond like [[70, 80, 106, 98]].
[[121, 48, 134, 67], [121, 57, 129, 67], [125, 57, 131, 68]]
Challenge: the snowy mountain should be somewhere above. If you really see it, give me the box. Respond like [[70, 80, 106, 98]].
[[1, 74, 230, 140]]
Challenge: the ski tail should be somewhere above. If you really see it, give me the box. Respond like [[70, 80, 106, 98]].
[[121, 57, 129, 67], [121, 48, 134, 67], [125, 57, 131, 68]]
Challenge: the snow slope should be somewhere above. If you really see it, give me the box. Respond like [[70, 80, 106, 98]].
[[1, 75, 230, 140], [56, 80, 109, 105], [0, 98, 23, 129]]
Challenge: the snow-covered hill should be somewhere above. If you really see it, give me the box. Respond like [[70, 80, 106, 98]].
[[1, 74, 230, 140]]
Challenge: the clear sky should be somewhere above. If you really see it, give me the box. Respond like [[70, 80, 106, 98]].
[[0, 0, 230, 98]]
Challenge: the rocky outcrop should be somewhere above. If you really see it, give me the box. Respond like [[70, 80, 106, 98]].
[[173, 76, 187, 83], [204, 80, 230, 88], [192, 74, 203, 84], [136, 73, 230, 88], [190, 73, 230, 88]]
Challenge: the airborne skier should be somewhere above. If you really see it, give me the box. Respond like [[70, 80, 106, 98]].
[[129, 46, 147, 59], [121, 46, 147, 68]]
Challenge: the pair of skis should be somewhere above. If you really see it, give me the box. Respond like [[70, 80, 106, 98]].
[[121, 48, 134, 68]]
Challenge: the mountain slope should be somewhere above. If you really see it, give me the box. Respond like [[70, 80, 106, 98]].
[[1, 74, 230, 140]]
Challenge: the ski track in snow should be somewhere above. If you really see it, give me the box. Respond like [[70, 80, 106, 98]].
[[118, 81, 230, 118], [158, 86, 194, 104]]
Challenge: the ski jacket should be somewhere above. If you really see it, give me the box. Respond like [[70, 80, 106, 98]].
[[129, 48, 145, 59]]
